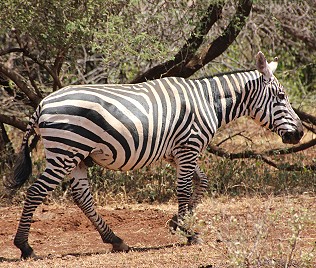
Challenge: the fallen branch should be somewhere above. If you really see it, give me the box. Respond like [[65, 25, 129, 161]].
[[207, 137, 316, 171], [293, 107, 316, 125]]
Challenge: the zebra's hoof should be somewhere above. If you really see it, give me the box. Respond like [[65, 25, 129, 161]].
[[111, 241, 130, 253], [20, 249, 38, 260], [187, 234, 204, 245], [17, 242, 38, 260], [168, 214, 178, 234]]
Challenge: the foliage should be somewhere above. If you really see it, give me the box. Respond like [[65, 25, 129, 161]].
[[0, 0, 315, 204], [194, 0, 316, 101]]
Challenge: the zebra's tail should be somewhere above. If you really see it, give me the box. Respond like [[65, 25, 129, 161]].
[[6, 107, 40, 190]]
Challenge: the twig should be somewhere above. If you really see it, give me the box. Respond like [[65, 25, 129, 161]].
[[216, 131, 253, 146]]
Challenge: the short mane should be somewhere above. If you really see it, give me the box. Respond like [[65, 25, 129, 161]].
[[196, 68, 257, 80]]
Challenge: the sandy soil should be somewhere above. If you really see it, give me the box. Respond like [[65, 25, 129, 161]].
[[0, 195, 315, 268]]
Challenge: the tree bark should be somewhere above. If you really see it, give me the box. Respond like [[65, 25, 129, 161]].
[[0, 122, 15, 170]]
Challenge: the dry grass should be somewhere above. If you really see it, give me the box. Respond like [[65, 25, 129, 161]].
[[1, 195, 315, 268]]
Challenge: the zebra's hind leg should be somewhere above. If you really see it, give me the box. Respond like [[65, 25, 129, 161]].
[[14, 166, 67, 259], [189, 166, 209, 212], [187, 166, 209, 245], [70, 162, 129, 252]]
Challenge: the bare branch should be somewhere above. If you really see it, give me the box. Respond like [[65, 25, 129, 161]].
[[0, 45, 63, 93], [264, 138, 316, 156], [303, 122, 316, 134], [21, 49, 63, 91], [52, 50, 65, 90], [281, 24, 316, 51], [207, 137, 316, 171], [0, 114, 27, 131], [0, 47, 24, 56], [216, 131, 251, 146], [293, 107, 316, 125], [130, 2, 224, 83], [0, 62, 41, 108]]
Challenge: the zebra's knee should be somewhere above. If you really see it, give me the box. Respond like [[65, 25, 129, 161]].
[[70, 177, 92, 206], [70, 178, 83, 203], [25, 183, 48, 205]]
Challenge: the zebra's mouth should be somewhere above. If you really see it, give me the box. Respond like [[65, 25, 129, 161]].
[[281, 130, 304, 144]]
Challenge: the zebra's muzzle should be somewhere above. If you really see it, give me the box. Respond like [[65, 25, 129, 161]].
[[282, 130, 304, 144]]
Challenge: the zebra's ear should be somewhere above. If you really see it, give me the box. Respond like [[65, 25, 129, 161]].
[[268, 57, 278, 74], [256, 51, 273, 78]]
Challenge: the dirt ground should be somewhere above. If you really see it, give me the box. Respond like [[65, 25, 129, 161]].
[[0, 202, 180, 258], [0, 195, 315, 268]]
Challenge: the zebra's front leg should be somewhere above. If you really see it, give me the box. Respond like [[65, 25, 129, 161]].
[[70, 162, 129, 252]]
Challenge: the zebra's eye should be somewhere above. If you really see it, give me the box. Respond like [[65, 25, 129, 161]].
[[277, 92, 285, 100]]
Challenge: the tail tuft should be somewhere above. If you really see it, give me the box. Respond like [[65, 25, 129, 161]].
[[6, 140, 33, 190], [5, 107, 40, 191]]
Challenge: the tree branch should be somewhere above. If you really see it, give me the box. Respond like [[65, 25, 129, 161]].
[[182, 0, 253, 77], [132, 0, 253, 82], [52, 50, 65, 91], [0, 62, 41, 108], [207, 137, 316, 171], [131, 2, 224, 83], [293, 107, 316, 125], [0, 46, 63, 93], [0, 114, 27, 131], [281, 24, 316, 51], [21, 48, 63, 91], [264, 138, 316, 156], [0, 47, 24, 56], [303, 122, 316, 134]]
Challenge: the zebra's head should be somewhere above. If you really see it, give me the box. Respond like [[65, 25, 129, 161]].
[[249, 51, 303, 144]]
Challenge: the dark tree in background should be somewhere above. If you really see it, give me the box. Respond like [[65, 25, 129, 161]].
[[0, 0, 315, 172]]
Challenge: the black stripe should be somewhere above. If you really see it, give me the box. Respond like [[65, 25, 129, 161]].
[[46, 147, 85, 160], [43, 136, 93, 152], [209, 78, 222, 126]]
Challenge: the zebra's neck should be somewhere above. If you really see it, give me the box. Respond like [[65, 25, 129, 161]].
[[201, 70, 260, 129]]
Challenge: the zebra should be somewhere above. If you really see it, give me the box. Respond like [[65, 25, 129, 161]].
[[7, 51, 303, 259]]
